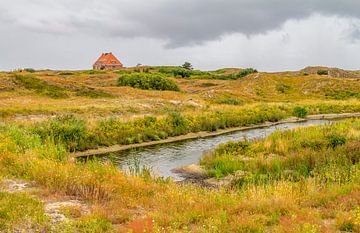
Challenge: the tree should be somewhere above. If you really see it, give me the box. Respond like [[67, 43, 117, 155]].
[[181, 62, 193, 70]]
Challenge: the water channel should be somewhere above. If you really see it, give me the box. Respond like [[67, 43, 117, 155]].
[[103, 119, 333, 180]]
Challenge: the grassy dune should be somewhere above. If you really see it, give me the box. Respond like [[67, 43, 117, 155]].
[[1, 67, 360, 119], [0, 67, 359, 232]]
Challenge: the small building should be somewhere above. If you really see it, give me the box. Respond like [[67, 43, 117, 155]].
[[93, 52, 123, 70]]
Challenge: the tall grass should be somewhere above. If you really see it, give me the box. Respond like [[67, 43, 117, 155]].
[[28, 104, 288, 151], [201, 119, 360, 189], [0, 118, 359, 232], [20, 102, 360, 152]]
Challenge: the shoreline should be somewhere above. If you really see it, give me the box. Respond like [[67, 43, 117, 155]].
[[72, 112, 360, 158]]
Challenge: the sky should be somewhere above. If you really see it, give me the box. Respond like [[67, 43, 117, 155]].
[[0, 0, 360, 71]]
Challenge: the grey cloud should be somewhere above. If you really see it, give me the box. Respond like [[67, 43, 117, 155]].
[[1, 0, 360, 47]]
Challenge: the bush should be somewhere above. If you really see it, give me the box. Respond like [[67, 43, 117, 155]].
[[173, 68, 191, 78], [24, 68, 36, 73], [118, 73, 180, 91], [167, 112, 187, 135], [317, 70, 329, 75], [58, 72, 74, 75], [216, 97, 243, 105], [276, 83, 291, 94], [238, 68, 258, 78], [33, 115, 87, 151], [293, 106, 308, 118], [158, 67, 192, 78], [328, 135, 347, 149]]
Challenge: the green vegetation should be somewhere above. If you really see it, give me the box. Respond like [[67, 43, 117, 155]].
[[0, 192, 47, 231], [28, 104, 287, 151], [156, 66, 257, 80], [1, 116, 360, 232], [12, 102, 358, 153], [201, 119, 360, 187], [215, 97, 243, 105], [14, 74, 69, 98], [13, 74, 113, 99], [117, 73, 180, 91], [181, 62, 193, 70], [237, 68, 258, 78], [0, 67, 360, 231], [24, 68, 36, 73], [293, 106, 308, 118], [58, 72, 75, 76], [317, 70, 329, 75], [75, 89, 114, 98], [325, 89, 360, 100], [276, 83, 291, 93]]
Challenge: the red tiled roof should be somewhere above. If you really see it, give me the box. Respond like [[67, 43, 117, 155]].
[[93, 53, 123, 66]]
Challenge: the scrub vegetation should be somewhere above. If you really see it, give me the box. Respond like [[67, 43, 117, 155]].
[[0, 66, 359, 232], [117, 73, 180, 91]]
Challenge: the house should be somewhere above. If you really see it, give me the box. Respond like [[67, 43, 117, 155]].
[[93, 52, 123, 70]]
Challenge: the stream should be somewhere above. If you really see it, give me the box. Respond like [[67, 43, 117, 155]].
[[103, 119, 333, 180]]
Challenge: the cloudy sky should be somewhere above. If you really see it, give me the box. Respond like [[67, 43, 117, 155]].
[[1, 0, 360, 71]]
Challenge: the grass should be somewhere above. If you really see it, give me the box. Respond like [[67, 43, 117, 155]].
[[0, 192, 48, 231], [0, 67, 360, 231], [25, 104, 297, 151], [21, 101, 360, 153], [201, 119, 360, 185], [14, 74, 69, 98], [0, 119, 360, 232]]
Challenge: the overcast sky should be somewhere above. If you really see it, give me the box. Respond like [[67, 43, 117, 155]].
[[1, 0, 360, 71]]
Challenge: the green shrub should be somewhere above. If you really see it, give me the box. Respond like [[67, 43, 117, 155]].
[[167, 112, 187, 135], [276, 83, 291, 94], [293, 106, 308, 118], [83, 70, 107, 75], [118, 73, 180, 91], [75, 89, 113, 98], [173, 68, 191, 78], [317, 70, 329, 75], [33, 115, 87, 151], [158, 67, 192, 78], [24, 68, 36, 73], [238, 68, 258, 78], [324, 90, 360, 100], [339, 221, 354, 232], [216, 97, 243, 106], [58, 72, 74, 75], [328, 135, 347, 149]]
